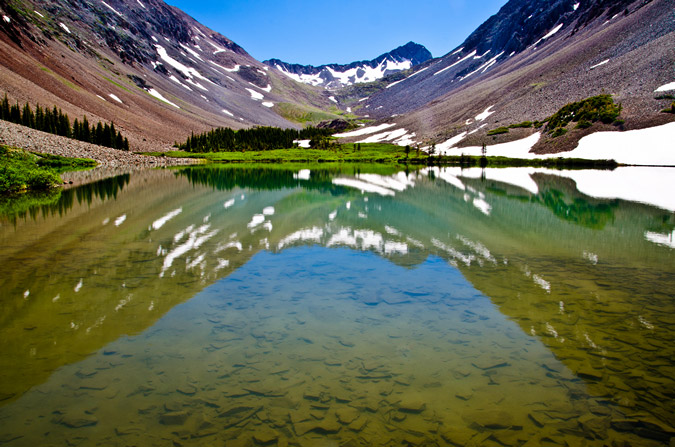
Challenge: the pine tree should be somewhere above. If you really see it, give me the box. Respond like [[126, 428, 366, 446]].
[[0, 94, 9, 120]]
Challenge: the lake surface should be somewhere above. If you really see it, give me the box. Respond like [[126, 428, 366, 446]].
[[0, 165, 673, 446]]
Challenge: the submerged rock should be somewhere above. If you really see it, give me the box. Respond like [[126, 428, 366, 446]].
[[398, 398, 426, 414], [252, 429, 279, 445], [160, 411, 189, 425], [336, 407, 360, 424], [57, 413, 99, 428]]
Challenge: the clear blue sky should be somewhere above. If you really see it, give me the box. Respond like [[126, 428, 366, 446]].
[[165, 0, 507, 66]]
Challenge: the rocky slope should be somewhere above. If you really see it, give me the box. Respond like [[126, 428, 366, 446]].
[[342, 0, 675, 151], [264, 41, 432, 90], [0, 0, 340, 151]]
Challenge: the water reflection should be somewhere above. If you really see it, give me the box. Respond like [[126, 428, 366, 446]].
[[0, 174, 130, 223], [0, 165, 673, 446]]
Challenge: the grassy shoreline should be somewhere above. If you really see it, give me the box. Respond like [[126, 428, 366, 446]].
[[0, 144, 97, 194], [144, 143, 618, 170]]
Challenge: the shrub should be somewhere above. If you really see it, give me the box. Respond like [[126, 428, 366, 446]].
[[508, 121, 533, 128], [487, 126, 509, 136], [661, 102, 675, 114], [551, 127, 568, 138], [26, 169, 60, 190], [547, 94, 621, 131], [575, 120, 592, 129]]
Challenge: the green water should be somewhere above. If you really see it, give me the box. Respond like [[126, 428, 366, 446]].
[[0, 166, 673, 446]]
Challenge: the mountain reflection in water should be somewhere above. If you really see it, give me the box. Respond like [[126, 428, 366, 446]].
[[0, 165, 672, 446]]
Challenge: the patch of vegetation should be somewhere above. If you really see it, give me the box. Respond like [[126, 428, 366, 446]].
[[162, 143, 411, 164], [33, 153, 97, 172], [0, 145, 62, 193], [490, 95, 623, 139], [546, 94, 622, 136], [1, 93, 130, 150], [275, 102, 343, 124], [38, 67, 80, 91], [102, 76, 132, 93], [508, 121, 533, 128], [654, 94, 675, 100], [661, 102, 675, 114], [550, 127, 568, 138], [487, 127, 509, 136]]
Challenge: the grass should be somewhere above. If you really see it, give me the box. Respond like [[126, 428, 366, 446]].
[[40, 66, 80, 91], [275, 103, 343, 124], [147, 142, 618, 169], [33, 152, 97, 172], [149, 143, 413, 164], [487, 126, 509, 136], [0, 145, 62, 193], [0, 145, 97, 193]]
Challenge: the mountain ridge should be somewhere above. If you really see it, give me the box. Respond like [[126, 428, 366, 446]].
[[264, 41, 432, 89]]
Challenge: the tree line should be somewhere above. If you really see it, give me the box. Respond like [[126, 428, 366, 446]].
[[177, 125, 335, 153], [1, 94, 130, 151]]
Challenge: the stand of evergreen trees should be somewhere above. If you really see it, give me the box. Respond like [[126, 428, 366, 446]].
[[1, 94, 129, 151], [177, 125, 334, 153]]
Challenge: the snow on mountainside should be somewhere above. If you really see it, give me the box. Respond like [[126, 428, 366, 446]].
[[264, 42, 432, 90], [343, 0, 675, 157], [0, 0, 338, 150]]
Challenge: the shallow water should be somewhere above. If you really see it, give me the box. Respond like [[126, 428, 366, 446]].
[[0, 165, 673, 446]]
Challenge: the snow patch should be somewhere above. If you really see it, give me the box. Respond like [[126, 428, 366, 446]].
[[246, 88, 264, 101], [108, 93, 123, 104], [573, 2, 580, 10], [101, 1, 123, 16], [222, 109, 234, 117], [358, 128, 408, 144], [169, 75, 192, 91], [262, 102, 274, 108], [335, 123, 395, 138], [590, 59, 609, 69], [180, 43, 203, 61], [329, 96, 338, 103], [294, 140, 311, 148], [148, 88, 179, 108], [34, 11, 44, 18], [155, 45, 212, 83], [475, 105, 495, 122], [137, 0, 146, 8], [542, 23, 564, 40], [3, 15, 11, 23], [655, 82, 675, 92], [434, 50, 477, 76], [59, 23, 71, 34]]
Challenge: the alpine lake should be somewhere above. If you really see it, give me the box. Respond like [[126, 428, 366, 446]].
[[0, 164, 673, 447]]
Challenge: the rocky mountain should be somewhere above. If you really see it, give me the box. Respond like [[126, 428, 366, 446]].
[[264, 42, 432, 90], [0, 0, 340, 151], [341, 0, 674, 151]]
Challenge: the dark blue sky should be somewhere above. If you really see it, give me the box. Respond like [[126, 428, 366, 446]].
[[166, 0, 507, 65]]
